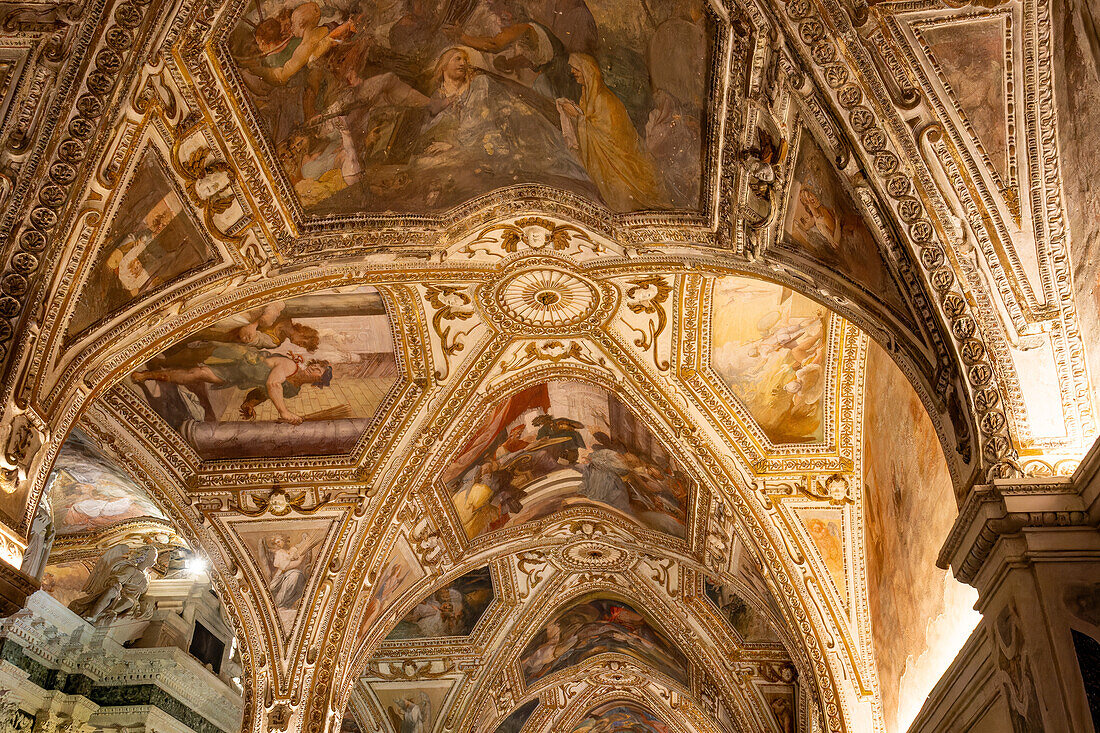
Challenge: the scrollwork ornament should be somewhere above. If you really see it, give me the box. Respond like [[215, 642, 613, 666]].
[[623, 275, 672, 371], [423, 283, 477, 381]]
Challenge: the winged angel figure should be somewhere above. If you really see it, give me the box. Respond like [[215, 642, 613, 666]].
[[68, 544, 159, 625], [387, 692, 431, 733]]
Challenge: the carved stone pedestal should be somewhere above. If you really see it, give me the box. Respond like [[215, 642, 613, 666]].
[[0, 560, 37, 618], [910, 442, 1100, 733]]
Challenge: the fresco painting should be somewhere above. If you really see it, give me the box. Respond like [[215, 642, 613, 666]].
[[519, 596, 688, 685], [45, 430, 167, 535], [1053, 1, 1100, 410], [41, 560, 94, 608], [795, 506, 845, 594], [387, 565, 494, 639], [863, 344, 979, 732], [486, 699, 538, 733], [569, 703, 671, 732], [228, 0, 710, 215], [710, 277, 830, 444], [128, 286, 398, 459], [69, 152, 214, 335], [781, 133, 908, 314], [763, 691, 795, 733], [703, 580, 779, 644], [445, 381, 690, 540], [356, 534, 426, 648], [919, 18, 1009, 182], [236, 518, 333, 634], [369, 678, 454, 733]]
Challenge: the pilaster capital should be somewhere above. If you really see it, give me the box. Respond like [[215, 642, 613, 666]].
[[939, 438, 1100, 590]]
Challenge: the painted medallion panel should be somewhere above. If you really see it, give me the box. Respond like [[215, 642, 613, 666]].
[[444, 381, 691, 540], [227, 0, 711, 215], [127, 286, 398, 459], [69, 152, 215, 336], [387, 565, 494, 639], [520, 596, 688, 685], [569, 702, 671, 732], [710, 277, 831, 444], [45, 429, 167, 535]]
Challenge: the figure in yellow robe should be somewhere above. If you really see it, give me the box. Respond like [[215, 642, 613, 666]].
[[558, 53, 670, 212]]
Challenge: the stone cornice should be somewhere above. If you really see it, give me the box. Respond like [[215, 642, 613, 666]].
[[938, 474, 1100, 586]]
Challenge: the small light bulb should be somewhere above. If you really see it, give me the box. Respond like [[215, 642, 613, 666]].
[[185, 556, 208, 575]]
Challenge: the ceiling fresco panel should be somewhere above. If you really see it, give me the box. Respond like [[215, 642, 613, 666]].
[[702, 579, 780, 646], [67, 149, 218, 338], [778, 129, 911, 317], [487, 698, 539, 733], [709, 277, 831, 445], [387, 565, 495, 639], [125, 285, 399, 459], [443, 380, 692, 541], [518, 595, 689, 687], [233, 516, 336, 636], [223, 0, 713, 216], [566, 701, 673, 732], [916, 15, 1012, 192], [367, 677, 457, 733], [45, 429, 168, 536], [789, 505, 846, 610]]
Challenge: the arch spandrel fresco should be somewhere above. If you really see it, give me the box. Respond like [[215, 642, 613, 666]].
[[224, 0, 713, 216], [67, 150, 218, 339], [124, 286, 400, 460], [386, 564, 495, 639], [566, 701, 672, 732], [443, 380, 692, 541]]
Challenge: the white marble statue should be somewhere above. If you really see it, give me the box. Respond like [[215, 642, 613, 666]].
[[68, 544, 159, 625]]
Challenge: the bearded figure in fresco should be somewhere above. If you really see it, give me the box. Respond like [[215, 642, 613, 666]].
[[69, 544, 159, 625]]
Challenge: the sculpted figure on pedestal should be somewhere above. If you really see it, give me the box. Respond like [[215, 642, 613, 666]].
[[68, 544, 159, 625]]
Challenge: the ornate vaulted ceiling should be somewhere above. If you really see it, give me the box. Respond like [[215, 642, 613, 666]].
[[0, 0, 1095, 732]]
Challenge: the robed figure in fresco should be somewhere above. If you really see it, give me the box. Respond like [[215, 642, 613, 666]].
[[230, 0, 710, 214], [558, 53, 669, 211]]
